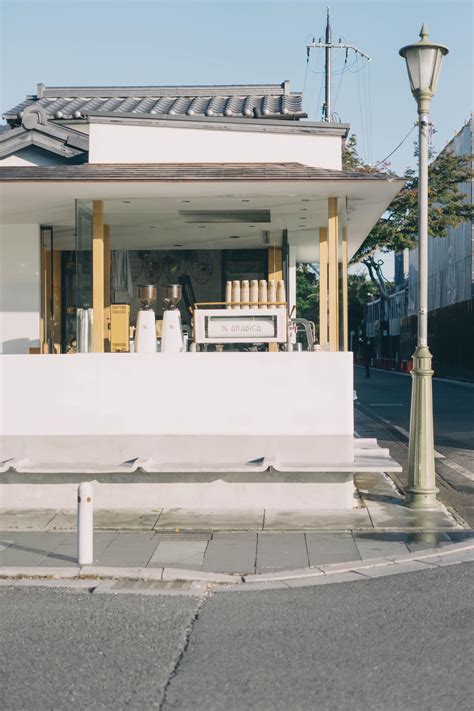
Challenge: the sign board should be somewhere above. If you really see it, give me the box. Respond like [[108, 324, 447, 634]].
[[194, 308, 287, 344]]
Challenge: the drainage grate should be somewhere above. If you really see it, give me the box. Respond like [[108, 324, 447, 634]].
[[153, 532, 212, 541], [111, 579, 193, 591]]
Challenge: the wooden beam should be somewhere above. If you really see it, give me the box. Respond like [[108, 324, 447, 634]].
[[319, 227, 328, 347], [268, 246, 283, 351], [104, 224, 111, 352], [342, 226, 348, 351], [328, 197, 339, 351], [92, 200, 105, 352]]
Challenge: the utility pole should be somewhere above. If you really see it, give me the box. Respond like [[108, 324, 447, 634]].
[[324, 8, 332, 123], [307, 8, 371, 122]]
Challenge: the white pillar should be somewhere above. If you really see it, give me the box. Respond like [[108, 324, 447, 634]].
[[77, 482, 94, 565]]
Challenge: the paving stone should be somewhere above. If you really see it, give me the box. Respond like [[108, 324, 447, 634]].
[[41, 532, 117, 567], [202, 533, 257, 574], [400, 531, 452, 552], [95, 532, 158, 567], [263, 508, 372, 531], [0, 532, 68, 566], [365, 501, 458, 530], [256, 532, 309, 572], [357, 560, 434, 577], [93, 510, 161, 530], [305, 532, 361, 566], [353, 532, 409, 559], [147, 541, 208, 569], [154, 509, 264, 531], [0, 510, 58, 530]]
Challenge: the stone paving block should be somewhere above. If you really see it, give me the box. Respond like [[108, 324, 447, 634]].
[[305, 532, 361, 566], [154, 509, 264, 531], [93, 510, 161, 530], [365, 501, 458, 530], [353, 531, 409, 559], [147, 540, 208, 569], [0, 510, 58, 530], [95, 533, 158, 567], [0, 532, 69, 566], [263, 508, 372, 531], [41, 532, 117, 567], [400, 531, 452, 552], [202, 532, 257, 574], [256, 532, 309, 572], [357, 560, 434, 577]]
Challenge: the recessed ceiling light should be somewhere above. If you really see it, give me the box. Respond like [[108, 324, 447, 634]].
[[300, 217, 307, 220], [248, 225, 255, 228], [173, 243, 183, 247], [198, 225, 206, 229], [299, 225, 305, 228], [242, 199, 250, 203], [302, 199, 310, 202], [123, 200, 131, 204], [182, 200, 191, 203], [300, 208, 307, 211], [229, 235, 240, 239]]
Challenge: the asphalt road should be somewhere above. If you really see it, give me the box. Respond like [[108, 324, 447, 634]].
[[1, 563, 473, 711], [354, 366, 474, 475]]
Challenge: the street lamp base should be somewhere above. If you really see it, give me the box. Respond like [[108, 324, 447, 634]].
[[406, 345, 439, 510]]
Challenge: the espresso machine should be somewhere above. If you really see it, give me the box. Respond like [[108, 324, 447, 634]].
[[135, 285, 157, 353], [161, 284, 185, 353]]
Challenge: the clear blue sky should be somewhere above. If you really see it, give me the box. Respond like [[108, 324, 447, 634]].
[[0, 0, 472, 173]]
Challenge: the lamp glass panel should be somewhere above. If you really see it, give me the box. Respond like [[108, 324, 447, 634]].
[[419, 48, 437, 92], [405, 48, 421, 91], [430, 50, 444, 93]]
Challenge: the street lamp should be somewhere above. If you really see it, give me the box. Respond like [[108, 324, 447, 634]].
[[399, 25, 448, 509]]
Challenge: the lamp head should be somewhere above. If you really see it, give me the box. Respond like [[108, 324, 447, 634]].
[[399, 25, 449, 113]]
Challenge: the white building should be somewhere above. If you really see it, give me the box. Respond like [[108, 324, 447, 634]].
[[0, 82, 403, 509]]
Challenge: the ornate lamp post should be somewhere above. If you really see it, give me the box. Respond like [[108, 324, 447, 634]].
[[399, 26, 449, 508]]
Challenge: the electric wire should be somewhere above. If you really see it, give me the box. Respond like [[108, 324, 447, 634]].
[[373, 124, 416, 168]]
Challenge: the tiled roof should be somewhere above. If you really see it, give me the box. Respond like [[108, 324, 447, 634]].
[[0, 162, 401, 182], [4, 82, 305, 122]]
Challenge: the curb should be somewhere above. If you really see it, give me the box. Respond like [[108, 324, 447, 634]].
[[0, 541, 473, 589]]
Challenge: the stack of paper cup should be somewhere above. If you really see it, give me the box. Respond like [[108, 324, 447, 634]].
[[241, 280, 249, 309]]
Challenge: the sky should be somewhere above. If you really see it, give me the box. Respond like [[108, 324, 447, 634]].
[[1, 0, 472, 175]]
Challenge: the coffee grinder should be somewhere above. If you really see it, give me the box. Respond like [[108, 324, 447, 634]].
[[135, 285, 157, 353], [161, 284, 185, 353]]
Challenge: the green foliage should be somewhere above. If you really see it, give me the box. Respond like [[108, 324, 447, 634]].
[[296, 263, 378, 338], [343, 134, 474, 264], [296, 264, 319, 323]]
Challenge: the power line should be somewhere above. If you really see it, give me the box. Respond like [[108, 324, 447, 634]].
[[374, 125, 417, 168]]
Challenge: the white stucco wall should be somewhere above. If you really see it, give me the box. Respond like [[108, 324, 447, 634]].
[[89, 123, 342, 169], [0, 147, 68, 166], [0, 224, 40, 353]]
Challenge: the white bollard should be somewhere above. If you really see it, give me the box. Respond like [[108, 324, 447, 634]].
[[77, 482, 93, 565]]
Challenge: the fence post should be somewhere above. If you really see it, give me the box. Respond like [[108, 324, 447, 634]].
[[77, 482, 93, 565]]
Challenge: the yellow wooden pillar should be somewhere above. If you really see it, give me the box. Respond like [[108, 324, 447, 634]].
[[268, 246, 283, 352], [268, 246, 283, 282], [328, 197, 339, 351], [318, 227, 328, 347], [92, 200, 105, 352], [104, 224, 111, 352], [342, 226, 348, 351]]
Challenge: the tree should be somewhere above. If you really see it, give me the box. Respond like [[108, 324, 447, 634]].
[[343, 135, 474, 295], [296, 264, 378, 339], [296, 264, 319, 323]]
